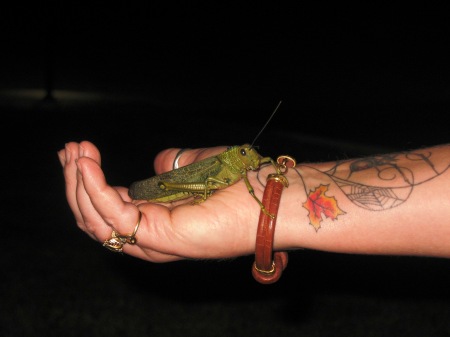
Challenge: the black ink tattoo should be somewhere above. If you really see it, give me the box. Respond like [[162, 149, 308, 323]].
[[297, 147, 450, 230]]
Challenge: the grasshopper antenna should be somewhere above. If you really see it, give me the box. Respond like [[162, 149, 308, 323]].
[[250, 100, 282, 148]]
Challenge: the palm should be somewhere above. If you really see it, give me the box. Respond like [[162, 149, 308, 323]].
[[133, 152, 267, 261]]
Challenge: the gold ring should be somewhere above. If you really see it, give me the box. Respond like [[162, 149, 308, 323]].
[[103, 210, 142, 253]]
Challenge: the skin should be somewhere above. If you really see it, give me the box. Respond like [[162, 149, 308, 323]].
[[58, 141, 450, 262]]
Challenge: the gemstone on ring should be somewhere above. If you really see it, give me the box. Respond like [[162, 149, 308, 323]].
[[102, 211, 142, 253]]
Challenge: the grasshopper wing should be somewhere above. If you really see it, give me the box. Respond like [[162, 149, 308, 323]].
[[128, 156, 223, 202]]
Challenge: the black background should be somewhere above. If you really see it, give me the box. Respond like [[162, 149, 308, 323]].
[[2, 4, 450, 337]]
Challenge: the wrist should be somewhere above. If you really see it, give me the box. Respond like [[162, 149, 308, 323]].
[[272, 167, 309, 250]]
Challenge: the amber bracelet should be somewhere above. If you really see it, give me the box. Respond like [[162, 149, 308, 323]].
[[252, 156, 295, 284]]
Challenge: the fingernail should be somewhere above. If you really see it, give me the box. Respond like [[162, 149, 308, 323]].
[[57, 150, 65, 166]]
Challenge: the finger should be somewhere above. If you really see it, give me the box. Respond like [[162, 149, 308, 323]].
[[79, 140, 101, 166], [62, 142, 104, 239], [72, 153, 180, 261], [115, 186, 133, 202], [76, 156, 141, 243], [153, 146, 228, 175], [75, 161, 110, 241], [76, 158, 178, 261], [62, 142, 84, 228], [61, 141, 102, 225]]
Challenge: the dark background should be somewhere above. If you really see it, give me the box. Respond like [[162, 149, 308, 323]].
[[2, 4, 450, 337]]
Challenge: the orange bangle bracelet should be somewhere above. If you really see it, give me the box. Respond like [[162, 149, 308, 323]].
[[252, 173, 289, 284]]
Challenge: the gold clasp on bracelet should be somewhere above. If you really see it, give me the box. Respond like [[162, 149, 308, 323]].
[[276, 155, 297, 174], [267, 173, 289, 187]]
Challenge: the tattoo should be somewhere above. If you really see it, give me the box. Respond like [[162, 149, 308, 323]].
[[298, 147, 450, 231], [301, 184, 346, 231]]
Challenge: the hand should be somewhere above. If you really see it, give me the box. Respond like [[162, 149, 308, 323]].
[[58, 141, 266, 262]]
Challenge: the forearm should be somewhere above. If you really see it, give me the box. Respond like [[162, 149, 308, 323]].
[[274, 144, 450, 258]]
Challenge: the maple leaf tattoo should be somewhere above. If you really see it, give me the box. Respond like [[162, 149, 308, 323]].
[[302, 184, 345, 231]]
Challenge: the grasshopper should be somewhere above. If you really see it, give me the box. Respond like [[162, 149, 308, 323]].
[[128, 102, 284, 216], [128, 144, 280, 213]]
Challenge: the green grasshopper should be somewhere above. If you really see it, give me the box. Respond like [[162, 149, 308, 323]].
[[128, 144, 279, 212], [128, 102, 284, 216]]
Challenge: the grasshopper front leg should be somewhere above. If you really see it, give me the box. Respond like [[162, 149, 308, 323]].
[[242, 172, 275, 219], [243, 156, 283, 219], [259, 156, 282, 175]]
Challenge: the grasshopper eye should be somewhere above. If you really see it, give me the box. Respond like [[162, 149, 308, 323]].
[[240, 149, 247, 156]]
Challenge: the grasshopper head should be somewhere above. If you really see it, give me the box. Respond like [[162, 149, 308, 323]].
[[236, 144, 262, 170]]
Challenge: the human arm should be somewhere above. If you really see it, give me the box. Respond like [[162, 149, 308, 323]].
[[58, 141, 450, 261]]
